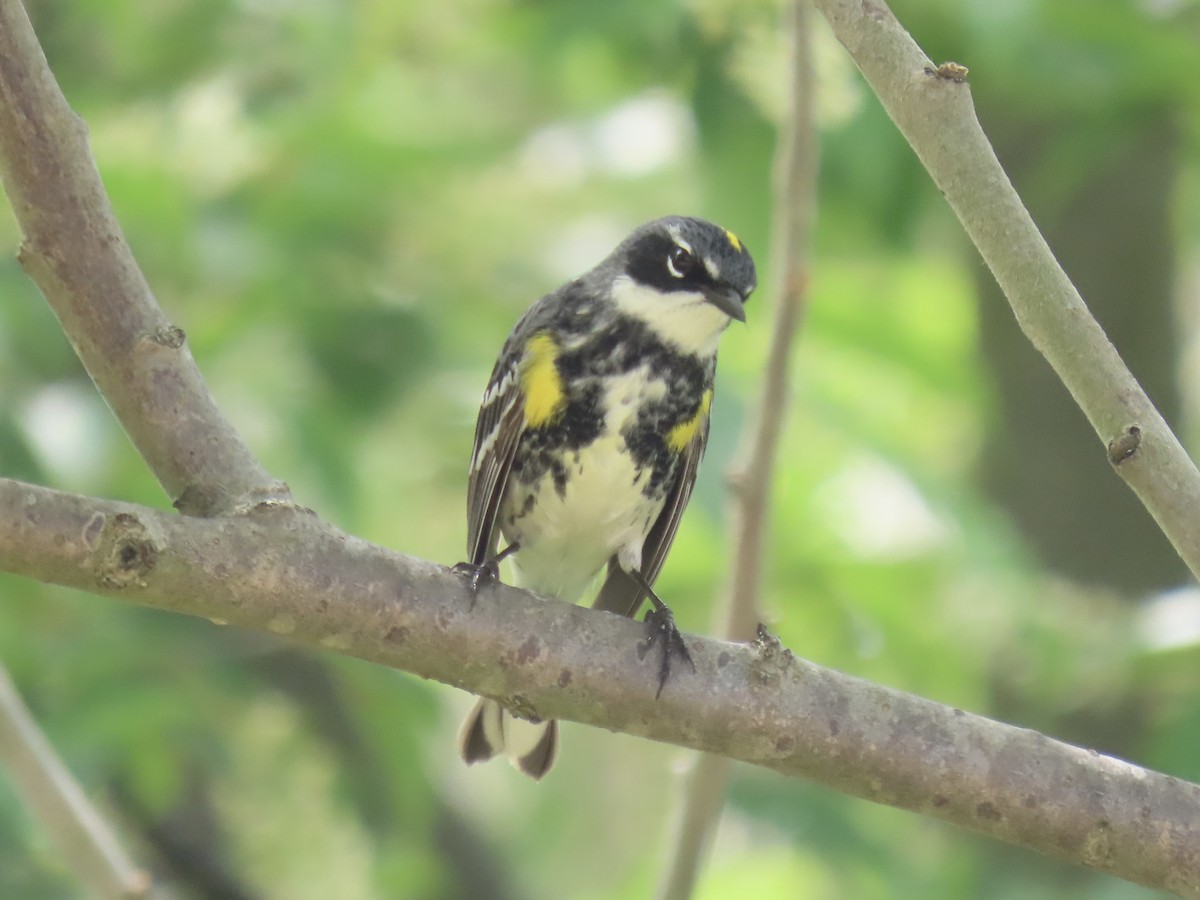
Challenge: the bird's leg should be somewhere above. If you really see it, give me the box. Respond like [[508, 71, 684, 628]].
[[632, 571, 695, 698], [453, 542, 520, 607]]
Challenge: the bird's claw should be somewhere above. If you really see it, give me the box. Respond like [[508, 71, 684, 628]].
[[643, 606, 695, 698], [452, 560, 500, 607]]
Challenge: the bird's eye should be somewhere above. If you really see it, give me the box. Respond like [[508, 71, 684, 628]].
[[666, 246, 695, 279]]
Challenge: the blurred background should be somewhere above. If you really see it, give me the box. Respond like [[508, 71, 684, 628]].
[[2, 0, 1200, 897]]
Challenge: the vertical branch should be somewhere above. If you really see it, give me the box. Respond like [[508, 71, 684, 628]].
[[811, 0, 1200, 579], [658, 3, 819, 897], [0, 0, 286, 516], [0, 661, 151, 899], [0, 2, 284, 892]]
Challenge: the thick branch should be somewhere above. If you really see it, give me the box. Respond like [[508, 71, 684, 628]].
[[660, 3, 818, 897], [0, 661, 149, 899], [0, 0, 286, 516], [813, 0, 1200, 580], [2, 477, 1197, 896]]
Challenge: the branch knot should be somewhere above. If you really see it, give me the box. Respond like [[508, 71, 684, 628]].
[[1107, 425, 1142, 466], [95, 512, 157, 589]]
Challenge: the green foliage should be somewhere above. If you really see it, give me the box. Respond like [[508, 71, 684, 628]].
[[2, 0, 1200, 897]]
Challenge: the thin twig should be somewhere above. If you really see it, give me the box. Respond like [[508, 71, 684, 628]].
[[0, 0, 286, 516], [658, 3, 818, 897], [0, 660, 150, 899], [2, 0, 1199, 894], [813, 0, 1200, 580], [2, 477, 1197, 897]]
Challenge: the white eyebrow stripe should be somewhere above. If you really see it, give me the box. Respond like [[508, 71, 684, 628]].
[[703, 257, 720, 280]]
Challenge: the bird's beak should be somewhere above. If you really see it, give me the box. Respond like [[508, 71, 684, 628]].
[[702, 285, 747, 323]]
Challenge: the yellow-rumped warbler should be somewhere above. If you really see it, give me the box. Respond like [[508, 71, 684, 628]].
[[454, 216, 756, 778]]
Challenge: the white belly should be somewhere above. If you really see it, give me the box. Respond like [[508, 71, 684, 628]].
[[503, 431, 663, 603]]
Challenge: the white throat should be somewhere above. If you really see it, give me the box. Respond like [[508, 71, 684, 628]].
[[610, 275, 731, 357]]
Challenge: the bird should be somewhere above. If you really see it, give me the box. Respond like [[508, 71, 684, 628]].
[[453, 216, 756, 779]]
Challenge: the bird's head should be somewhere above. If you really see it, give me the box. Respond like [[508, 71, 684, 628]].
[[607, 216, 757, 355]]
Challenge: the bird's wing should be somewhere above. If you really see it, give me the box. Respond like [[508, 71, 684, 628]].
[[465, 353, 527, 566], [592, 406, 710, 618]]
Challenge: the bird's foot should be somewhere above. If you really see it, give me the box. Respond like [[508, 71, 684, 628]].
[[643, 605, 695, 699], [452, 560, 500, 607], [452, 542, 520, 608]]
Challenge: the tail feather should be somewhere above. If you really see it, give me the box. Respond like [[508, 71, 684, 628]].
[[592, 560, 646, 618], [458, 697, 505, 765], [512, 718, 558, 779], [457, 698, 559, 780]]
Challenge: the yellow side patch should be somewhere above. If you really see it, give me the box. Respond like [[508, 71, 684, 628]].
[[725, 229, 743, 253], [521, 332, 565, 427], [668, 389, 712, 452]]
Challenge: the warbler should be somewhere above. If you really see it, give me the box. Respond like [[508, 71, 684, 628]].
[[454, 216, 756, 779]]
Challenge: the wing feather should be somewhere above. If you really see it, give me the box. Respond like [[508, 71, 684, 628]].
[[592, 410, 710, 618], [465, 360, 526, 566]]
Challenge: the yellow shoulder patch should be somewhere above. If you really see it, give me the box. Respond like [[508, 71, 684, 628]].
[[724, 229, 743, 253], [667, 389, 713, 452], [521, 332, 565, 427]]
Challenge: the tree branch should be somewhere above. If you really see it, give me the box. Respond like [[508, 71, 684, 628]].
[[2, 477, 1198, 896], [3, 0, 1199, 895], [0, 0, 286, 516], [812, 0, 1200, 580], [0, 660, 150, 899], [659, 2, 818, 897]]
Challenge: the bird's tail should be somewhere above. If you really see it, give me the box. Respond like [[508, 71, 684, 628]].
[[457, 697, 559, 780]]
